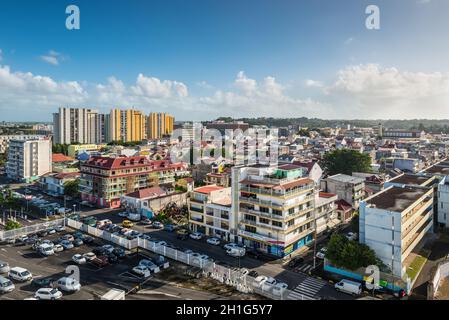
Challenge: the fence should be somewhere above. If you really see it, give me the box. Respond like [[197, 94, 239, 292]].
[[0, 218, 65, 241], [65, 218, 297, 300]]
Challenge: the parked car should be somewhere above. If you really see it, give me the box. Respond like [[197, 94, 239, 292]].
[[189, 232, 204, 240], [0, 260, 10, 274], [112, 248, 126, 259], [72, 254, 87, 265], [118, 212, 128, 218], [73, 231, 84, 239], [37, 243, 55, 256], [223, 243, 242, 250], [102, 245, 115, 254], [272, 282, 289, 296], [261, 277, 277, 291], [106, 254, 118, 264], [140, 218, 152, 226], [207, 237, 220, 246], [152, 221, 164, 229], [61, 234, 75, 242], [73, 238, 84, 247], [346, 232, 358, 241], [91, 256, 109, 268], [37, 230, 48, 238], [93, 247, 109, 256], [55, 277, 81, 292], [82, 235, 94, 244], [53, 244, 64, 253], [0, 275, 15, 293], [122, 220, 134, 228], [9, 267, 32, 282], [316, 247, 327, 259], [176, 229, 189, 240], [253, 275, 268, 288], [82, 252, 96, 262], [334, 279, 362, 296], [34, 288, 63, 300], [248, 270, 259, 278], [60, 240, 74, 250], [163, 224, 176, 232], [32, 277, 55, 288], [55, 225, 66, 232], [139, 259, 160, 273], [47, 228, 56, 235], [132, 265, 151, 278]]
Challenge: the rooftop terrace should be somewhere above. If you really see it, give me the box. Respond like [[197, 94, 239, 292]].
[[366, 186, 431, 212]]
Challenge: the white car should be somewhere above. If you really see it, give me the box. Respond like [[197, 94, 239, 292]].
[[34, 288, 63, 300], [118, 212, 128, 218], [253, 275, 268, 288], [53, 244, 64, 253], [189, 232, 203, 240], [139, 259, 161, 273], [272, 282, 288, 296], [9, 267, 32, 282], [55, 277, 81, 292], [223, 243, 242, 250], [132, 265, 151, 278], [72, 254, 87, 265], [47, 229, 56, 235], [261, 277, 277, 291], [206, 237, 220, 246], [316, 252, 325, 259], [346, 232, 358, 241], [152, 221, 164, 229], [55, 226, 66, 232], [83, 252, 96, 262]]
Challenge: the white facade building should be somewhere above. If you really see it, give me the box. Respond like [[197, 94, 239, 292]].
[[437, 176, 449, 228], [0, 134, 47, 153], [6, 138, 52, 182], [53, 107, 100, 144]]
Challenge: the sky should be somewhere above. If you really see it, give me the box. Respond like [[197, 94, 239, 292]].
[[1, 0, 449, 121]]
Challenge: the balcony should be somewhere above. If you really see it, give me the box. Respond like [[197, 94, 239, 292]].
[[189, 206, 203, 213], [240, 207, 284, 220], [240, 184, 313, 198], [239, 195, 313, 210]]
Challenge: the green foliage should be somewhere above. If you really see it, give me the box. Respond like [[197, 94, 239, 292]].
[[63, 179, 80, 199], [326, 233, 381, 270], [297, 129, 310, 137], [321, 149, 372, 176], [52, 144, 69, 155], [5, 220, 21, 230], [107, 140, 142, 147], [351, 212, 360, 234]]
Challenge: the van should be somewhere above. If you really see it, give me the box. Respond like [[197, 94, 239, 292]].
[[0, 260, 10, 274], [226, 247, 246, 257], [56, 277, 81, 292], [0, 275, 15, 293], [9, 267, 33, 282], [334, 279, 362, 296]]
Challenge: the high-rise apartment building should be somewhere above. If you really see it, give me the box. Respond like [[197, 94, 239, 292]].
[[6, 138, 52, 182], [108, 109, 146, 143], [53, 107, 100, 144], [147, 112, 174, 139], [232, 164, 316, 257]]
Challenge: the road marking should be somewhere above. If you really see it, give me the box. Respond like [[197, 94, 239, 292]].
[[287, 277, 326, 300]]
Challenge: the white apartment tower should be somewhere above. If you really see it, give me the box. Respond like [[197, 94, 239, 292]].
[[53, 107, 100, 144], [6, 138, 52, 183]]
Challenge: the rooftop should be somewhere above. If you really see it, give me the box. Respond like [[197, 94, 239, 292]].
[[366, 186, 430, 212], [125, 186, 167, 199], [52, 153, 75, 163], [194, 185, 225, 194], [388, 174, 432, 186], [327, 174, 364, 184], [423, 165, 449, 176]]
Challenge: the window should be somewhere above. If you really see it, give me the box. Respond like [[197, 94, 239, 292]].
[[245, 226, 256, 233], [289, 207, 295, 214], [259, 218, 269, 224], [245, 214, 256, 221], [272, 209, 282, 216], [272, 221, 282, 227]]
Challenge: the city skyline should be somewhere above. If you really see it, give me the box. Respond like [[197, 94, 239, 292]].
[[0, 0, 448, 121]]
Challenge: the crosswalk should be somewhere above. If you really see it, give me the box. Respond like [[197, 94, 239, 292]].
[[295, 264, 314, 273], [287, 277, 327, 300]]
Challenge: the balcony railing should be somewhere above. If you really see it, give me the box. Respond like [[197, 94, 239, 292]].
[[240, 185, 313, 198]]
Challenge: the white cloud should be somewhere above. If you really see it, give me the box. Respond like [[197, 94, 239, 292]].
[[324, 64, 449, 118], [196, 81, 214, 90], [40, 50, 65, 66], [305, 79, 324, 88]]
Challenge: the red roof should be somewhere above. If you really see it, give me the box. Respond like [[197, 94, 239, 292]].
[[52, 153, 74, 163], [126, 186, 167, 199], [335, 199, 352, 211], [84, 156, 150, 169], [319, 192, 337, 198], [194, 185, 225, 194]]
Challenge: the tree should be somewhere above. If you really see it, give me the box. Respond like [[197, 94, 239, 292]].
[[321, 149, 372, 176], [64, 179, 80, 199], [326, 233, 380, 270], [5, 220, 21, 230]]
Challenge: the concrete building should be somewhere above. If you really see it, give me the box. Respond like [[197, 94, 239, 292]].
[[359, 185, 434, 277], [6, 138, 52, 182], [384, 157, 423, 173], [0, 134, 48, 153], [437, 176, 449, 228], [188, 185, 235, 241], [109, 109, 146, 143], [321, 174, 365, 209], [53, 107, 100, 144], [39, 171, 80, 197], [315, 192, 339, 234], [233, 164, 316, 257], [147, 112, 174, 139]]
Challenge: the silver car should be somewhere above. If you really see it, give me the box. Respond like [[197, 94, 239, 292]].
[[0, 261, 10, 274]]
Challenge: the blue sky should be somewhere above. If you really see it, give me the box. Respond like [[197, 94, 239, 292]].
[[1, 0, 449, 121]]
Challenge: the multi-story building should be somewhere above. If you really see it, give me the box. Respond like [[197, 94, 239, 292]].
[[79, 156, 158, 208], [314, 192, 338, 235], [188, 185, 235, 241], [67, 144, 107, 158], [233, 164, 316, 257], [0, 134, 48, 153], [359, 185, 434, 277], [320, 174, 365, 209], [6, 138, 52, 182], [53, 107, 100, 144], [39, 171, 80, 197], [437, 176, 449, 228], [384, 157, 423, 173], [147, 112, 174, 139], [109, 109, 146, 143]]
